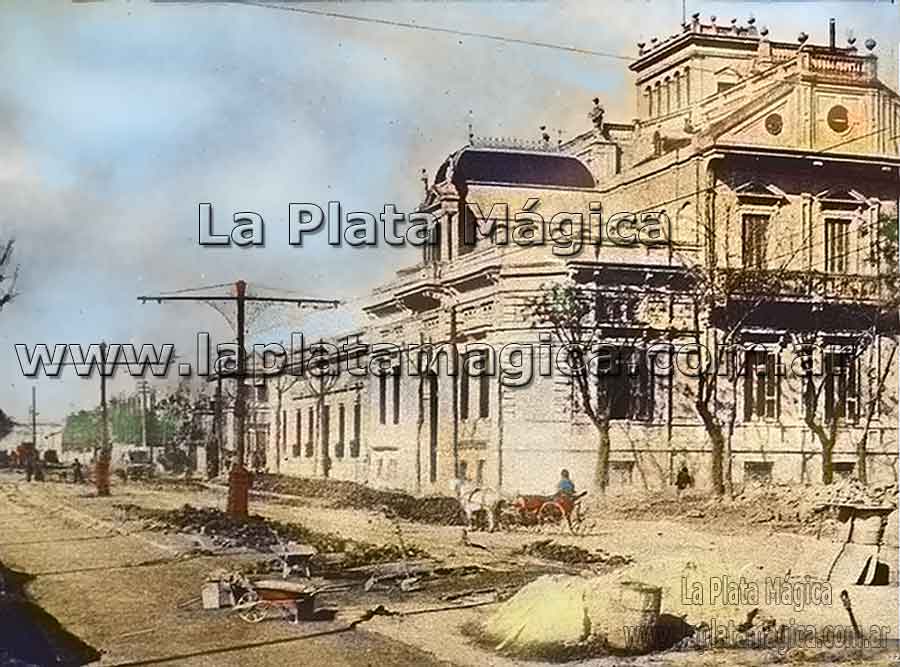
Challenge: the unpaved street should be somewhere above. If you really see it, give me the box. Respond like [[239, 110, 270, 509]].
[[0, 473, 896, 666]]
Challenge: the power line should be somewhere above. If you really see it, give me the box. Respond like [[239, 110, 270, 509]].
[[236, 0, 795, 79], [239, 0, 634, 62]]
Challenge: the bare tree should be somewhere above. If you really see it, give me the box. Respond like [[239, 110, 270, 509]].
[[798, 212, 899, 485], [531, 282, 651, 494], [0, 239, 17, 310]]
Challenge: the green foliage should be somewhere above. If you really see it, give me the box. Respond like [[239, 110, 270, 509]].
[[0, 409, 13, 441], [62, 410, 99, 451]]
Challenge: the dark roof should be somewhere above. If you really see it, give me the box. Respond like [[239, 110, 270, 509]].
[[435, 147, 596, 189]]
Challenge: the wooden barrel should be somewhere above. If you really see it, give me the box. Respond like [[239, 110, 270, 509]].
[[604, 581, 662, 653], [852, 511, 886, 546]]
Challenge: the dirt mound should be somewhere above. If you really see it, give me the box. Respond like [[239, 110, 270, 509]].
[[598, 479, 898, 535], [517, 540, 633, 569], [252, 473, 465, 525], [114, 503, 427, 569]]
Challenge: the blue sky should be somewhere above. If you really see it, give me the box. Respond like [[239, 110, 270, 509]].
[[1, 0, 897, 420]]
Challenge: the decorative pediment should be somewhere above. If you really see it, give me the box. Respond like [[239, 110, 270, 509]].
[[734, 181, 788, 202], [815, 188, 870, 211], [815, 188, 867, 203]]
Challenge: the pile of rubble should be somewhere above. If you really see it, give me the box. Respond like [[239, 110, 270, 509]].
[[517, 540, 633, 569], [253, 474, 465, 525], [114, 503, 427, 569], [601, 478, 898, 535]]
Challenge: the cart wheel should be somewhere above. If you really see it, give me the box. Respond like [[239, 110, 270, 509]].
[[237, 592, 267, 623], [538, 502, 564, 527]]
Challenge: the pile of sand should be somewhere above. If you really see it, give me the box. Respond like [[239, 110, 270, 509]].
[[480, 574, 663, 658]]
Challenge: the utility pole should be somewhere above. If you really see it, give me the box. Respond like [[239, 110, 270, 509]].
[[96, 341, 111, 496], [136, 380, 151, 468], [30, 386, 37, 456], [138, 280, 340, 518], [209, 371, 223, 479]]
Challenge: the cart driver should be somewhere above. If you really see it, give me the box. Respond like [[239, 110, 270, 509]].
[[556, 469, 575, 497]]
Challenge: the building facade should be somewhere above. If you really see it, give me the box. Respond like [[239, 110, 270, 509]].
[[270, 17, 900, 495]]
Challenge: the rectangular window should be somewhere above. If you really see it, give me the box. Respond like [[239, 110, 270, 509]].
[[744, 350, 780, 421], [743, 214, 769, 269], [476, 460, 486, 486], [479, 372, 491, 419], [336, 404, 345, 459], [824, 351, 859, 422], [717, 81, 737, 94], [460, 354, 470, 421], [461, 351, 490, 420], [306, 406, 314, 457], [610, 461, 635, 486], [256, 384, 268, 402], [744, 461, 773, 483], [378, 373, 387, 425], [351, 402, 361, 458], [392, 367, 401, 425], [607, 348, 654, 421], [825, 218, 850, 274], [293, 409, 302, 458], [833, 462, 855, 479]]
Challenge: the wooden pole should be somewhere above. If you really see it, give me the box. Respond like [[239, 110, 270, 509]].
[[227, 280, 251, 517], [96, 341, 111, 496]]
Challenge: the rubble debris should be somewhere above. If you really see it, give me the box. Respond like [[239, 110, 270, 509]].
[[597, 479, 899, 536], [113, 503, 428, 569], [251, 474, 465, 525], [517, 540, 633, 569]]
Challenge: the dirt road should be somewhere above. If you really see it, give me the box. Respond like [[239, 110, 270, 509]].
[[0, 472, 896, 666]]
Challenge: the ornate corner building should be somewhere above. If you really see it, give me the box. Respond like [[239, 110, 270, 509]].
[[272, 17, 900, 495]]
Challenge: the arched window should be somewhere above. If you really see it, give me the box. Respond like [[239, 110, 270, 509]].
[[664, 77, 672, 115], [674, 72, 682, 109], [684, 68, 691, 104], [646, 86, 653, 117], [654, 82, 662, 118]]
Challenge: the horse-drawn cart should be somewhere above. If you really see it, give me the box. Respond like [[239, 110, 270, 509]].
[[501, 491, 588, 534]]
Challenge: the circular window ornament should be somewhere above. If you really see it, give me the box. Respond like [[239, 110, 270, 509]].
[[827, 105, 850, 134], [765, 113, 783, 136]]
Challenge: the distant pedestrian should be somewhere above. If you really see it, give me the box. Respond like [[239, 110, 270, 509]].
[[72, 459, 84, 484], [675, 464, 693, 499]]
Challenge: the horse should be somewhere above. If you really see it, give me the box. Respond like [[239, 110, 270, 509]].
[[450, 478, 503, 532]]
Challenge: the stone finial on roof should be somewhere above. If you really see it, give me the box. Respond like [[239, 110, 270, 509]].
[[589, 98, 605, 132]]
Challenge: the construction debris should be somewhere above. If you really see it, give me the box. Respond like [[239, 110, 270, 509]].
[[113, 503, 428, 569], [599, 479, 899, 536], [517, 540, 633, 569], [251, 474, 465, 525]]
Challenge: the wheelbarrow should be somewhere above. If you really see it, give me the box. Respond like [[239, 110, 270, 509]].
[[233, 579, 320, 624]]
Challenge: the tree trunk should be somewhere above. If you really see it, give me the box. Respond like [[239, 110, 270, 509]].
[[274, 392, 283, 474], [856, 433, 868, 485], [696, 402, 726, 496], [821, 441, 835, 485], [593, 419, 611, 494]]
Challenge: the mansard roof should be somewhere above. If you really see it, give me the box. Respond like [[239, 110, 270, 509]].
[[433, 146, 596, 190]]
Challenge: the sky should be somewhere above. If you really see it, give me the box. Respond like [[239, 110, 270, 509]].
[[1, 0, 898, 422]]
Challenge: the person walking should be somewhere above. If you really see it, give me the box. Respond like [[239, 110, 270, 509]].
[[675, 463, 693, 499]]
